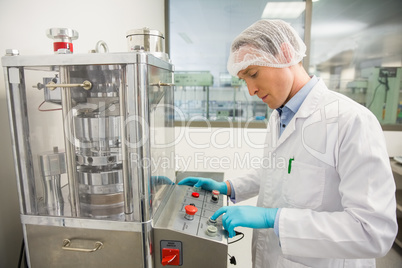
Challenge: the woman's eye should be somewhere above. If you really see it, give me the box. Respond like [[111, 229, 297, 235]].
[[250, 72, 258, 78]]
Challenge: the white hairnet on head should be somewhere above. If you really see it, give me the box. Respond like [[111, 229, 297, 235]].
[[227, 19, 306, 76]]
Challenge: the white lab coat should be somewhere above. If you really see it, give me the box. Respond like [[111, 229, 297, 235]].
[[231, 79, 397, 268]]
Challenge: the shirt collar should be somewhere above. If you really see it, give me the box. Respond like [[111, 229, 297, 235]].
[[277, 75, 318, 115]]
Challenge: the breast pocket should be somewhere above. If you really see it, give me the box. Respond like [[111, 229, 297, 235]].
[[283, 161, 325, 209]]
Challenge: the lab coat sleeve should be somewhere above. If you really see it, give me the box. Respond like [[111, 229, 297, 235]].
[[230, 167, 263, 203], [229, 119, 274, 203], [279, 109, 398, 258]]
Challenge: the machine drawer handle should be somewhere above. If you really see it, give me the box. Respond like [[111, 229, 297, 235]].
[[46, 80, 92, 90], [62, 239, 103, 253]]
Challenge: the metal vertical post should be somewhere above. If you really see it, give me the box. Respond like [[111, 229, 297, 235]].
[[4, 67, 37, 215], [134, 54, 153, 268], [120, 66, 132, 217], [60, 66, 80, 217], [303, 0, 313, 73], [136, 59, 152, 222], [206, 86, 210, 119]]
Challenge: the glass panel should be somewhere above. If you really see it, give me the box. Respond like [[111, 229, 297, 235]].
[[170, 0, 305, 123], [148, 65, 176, 215], [309, 0, 402, 125], [11, 65, 127, 220], [5, 53, 175, 226], [9, 67, 66, 216], [170, 0, 402, 127], [65, 65, 125, 220]]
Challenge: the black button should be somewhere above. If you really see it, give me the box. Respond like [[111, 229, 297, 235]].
[[282, 124, 286, 127]]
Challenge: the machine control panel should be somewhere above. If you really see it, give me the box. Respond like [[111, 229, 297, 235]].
[[172, 186, 226, 241], [154, 173, 228, 268]]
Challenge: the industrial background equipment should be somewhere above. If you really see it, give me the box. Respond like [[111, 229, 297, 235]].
[[347, 67, 401, 124]]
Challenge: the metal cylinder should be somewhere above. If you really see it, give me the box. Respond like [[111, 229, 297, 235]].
[[126, 28, 165, 53], [74, 115, 121, 142], [72, 92, 124, 219], [41, 175, 64, 216], [77, 169, 123, 194], [77, 165, 124, 219], [38, 147, 66, 216]]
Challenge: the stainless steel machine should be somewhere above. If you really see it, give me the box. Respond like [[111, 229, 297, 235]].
[[2, 28, 228, 267]]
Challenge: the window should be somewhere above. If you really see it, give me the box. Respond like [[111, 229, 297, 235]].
[[168, 0, 402, 127], [310, 0, 402, 127]]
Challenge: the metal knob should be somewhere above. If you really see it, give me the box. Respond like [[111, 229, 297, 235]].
[[206, 225, 218, 237], [207, 217, 217, 226], [47, 28, 79, 54]]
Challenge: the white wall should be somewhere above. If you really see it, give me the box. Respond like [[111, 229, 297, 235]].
[[0, 0, 165, 267]]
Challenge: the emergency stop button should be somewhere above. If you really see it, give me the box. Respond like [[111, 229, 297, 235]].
[[191, 192, 200, 198], [161, 248, 180, 266], [184, 205, 198, 220]]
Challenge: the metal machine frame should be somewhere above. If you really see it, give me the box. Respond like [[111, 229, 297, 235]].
[[2, 50, 228, 267]]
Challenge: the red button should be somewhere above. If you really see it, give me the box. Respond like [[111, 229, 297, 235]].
[[212, 190, 220, 195], [185, 205, 198, 215], [191, 192, 200, 198], [162, 248, 180, 266]]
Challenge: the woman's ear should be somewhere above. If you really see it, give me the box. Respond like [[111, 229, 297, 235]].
[[280, 42, 293, 63]]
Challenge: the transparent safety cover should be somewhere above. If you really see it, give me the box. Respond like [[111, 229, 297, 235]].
[[5, 58, 175, 222]]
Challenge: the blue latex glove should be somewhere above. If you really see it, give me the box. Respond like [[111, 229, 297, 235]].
[[211, 206, 278, 238], [178, 177, 227, 195]]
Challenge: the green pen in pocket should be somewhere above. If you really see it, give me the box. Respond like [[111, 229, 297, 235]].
[[288, 158, 294, 174]]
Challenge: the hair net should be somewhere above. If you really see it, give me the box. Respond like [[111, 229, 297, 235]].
[[227, 19, 306, 76]]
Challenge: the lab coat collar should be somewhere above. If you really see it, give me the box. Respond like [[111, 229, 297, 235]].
[[276, 78, 326, 146]]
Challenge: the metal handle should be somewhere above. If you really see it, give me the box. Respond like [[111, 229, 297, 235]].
[[95, 40, 109, 53], [46, 80, 92, 90], [62, 239, 103, 253], [150, 81, 175, 87]]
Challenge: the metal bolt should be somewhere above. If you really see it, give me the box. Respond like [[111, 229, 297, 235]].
[[5, 49, 19, 56]]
